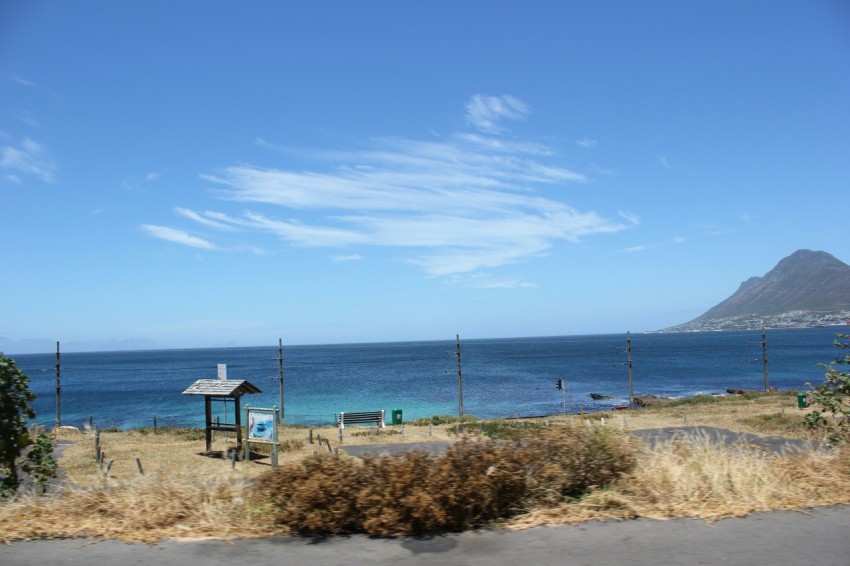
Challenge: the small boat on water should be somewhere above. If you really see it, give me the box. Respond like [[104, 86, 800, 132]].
[[589, 393, 612, 400]]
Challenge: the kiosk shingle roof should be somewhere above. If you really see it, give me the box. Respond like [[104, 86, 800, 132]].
[[182, 379, 262, 397]]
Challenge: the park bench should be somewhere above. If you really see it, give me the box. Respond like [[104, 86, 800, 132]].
[[336, 410, 386, 429]]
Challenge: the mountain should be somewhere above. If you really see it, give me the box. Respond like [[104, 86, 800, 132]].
[[666, 250, 850, 331]]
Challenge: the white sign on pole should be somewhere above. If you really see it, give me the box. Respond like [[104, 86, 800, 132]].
[[217, 364, 227, 380]]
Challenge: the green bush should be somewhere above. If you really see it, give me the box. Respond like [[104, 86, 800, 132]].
[[663, 395, 721, 408], [0, 354, 56, 496], [740, 411, 805, 436], [408, 414, 479, 426], [253, 425, 636, 536], [805, 334, 850, 444]]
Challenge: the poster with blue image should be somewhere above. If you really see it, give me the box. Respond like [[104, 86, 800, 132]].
[[247, 408, 275, 441]]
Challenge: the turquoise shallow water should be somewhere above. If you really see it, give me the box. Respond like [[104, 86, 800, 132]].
[[11, 327, 845, 429]]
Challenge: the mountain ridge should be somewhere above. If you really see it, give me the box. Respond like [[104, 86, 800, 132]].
[[665, 250, 850, 332]]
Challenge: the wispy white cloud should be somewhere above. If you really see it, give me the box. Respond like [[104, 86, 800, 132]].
[[658, 155, 671, 168], [589, 163, 615, 176], [332, 254, 362, 262], [447, 273, 539, 289], [9, 73, 37, 88], [476, 278, 539, 289], [698, 223, 737, 236], [465, 94, 530, 134], [618, 210, 640, 225], [0, 137, 56, 183], [17, 110, 39, 128], [622, 235, 686, 253], [122, 171, 163, 191], [576, 138, 598, 148], [150, 95, 630, 276], [175, 207, 236, 231], [141, 225, 217, 250]]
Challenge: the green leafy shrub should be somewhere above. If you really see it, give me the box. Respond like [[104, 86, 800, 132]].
[[805, 334, 850, 444], [23, 431, 56, 494], [253, 425, 636, 536], [740, 411, 806, 436], [663, 395, 721, 408], [351, 427, 401, 437], [408, 414, 479, 426], [0, 354, 56, 496]]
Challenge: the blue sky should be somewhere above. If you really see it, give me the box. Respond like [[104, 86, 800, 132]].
[[2, 1, 849, 350]]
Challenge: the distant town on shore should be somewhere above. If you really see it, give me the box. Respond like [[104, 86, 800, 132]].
[[659, 309, 850, 333]]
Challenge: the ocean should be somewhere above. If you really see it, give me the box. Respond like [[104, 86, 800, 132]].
[[10, 327, 846, 430]]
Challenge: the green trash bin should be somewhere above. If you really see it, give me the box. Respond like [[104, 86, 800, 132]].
[[391, 408, 403, 425], [796, 392, 807, 409]]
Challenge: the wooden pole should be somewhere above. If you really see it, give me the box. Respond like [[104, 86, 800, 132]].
[[204, 397, 213, 452], [235, 395, 243, 455], [762, 326, 770, 392], [55, 341, 61, 427], [561, 379, 567, 414], [456, 334, 464, 417], [278, 338, 285, 423], [626, 331, 635, 410]]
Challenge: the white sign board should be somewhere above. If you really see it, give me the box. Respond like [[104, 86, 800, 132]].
[[217, 364, 227, 380]]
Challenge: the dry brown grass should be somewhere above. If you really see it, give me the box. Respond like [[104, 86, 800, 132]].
[[57, 422, 456, 486], [0, 477, 275, 543], [508, 438, 850, 529], [2, 393, 848, 542], [605, 392, 819, 439]]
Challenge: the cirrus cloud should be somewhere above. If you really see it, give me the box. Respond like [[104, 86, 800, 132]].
[[144, 95, 629, 279], [141, 225, 217, 250]]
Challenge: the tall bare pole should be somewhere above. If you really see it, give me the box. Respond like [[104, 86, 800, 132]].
[[455, 334, 464, 417], [278, 338, 285, 423], [561, 379, 567, 414], [762, 326, 770, 392], [55, 341, 61, 427], [626, 331, 635, 409]]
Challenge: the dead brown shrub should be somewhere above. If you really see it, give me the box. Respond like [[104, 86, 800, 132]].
[[253, 425, 636, 536]]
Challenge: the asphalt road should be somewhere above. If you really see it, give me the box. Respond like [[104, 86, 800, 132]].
[[627, 426, 824, 455], [4, 505, 849, 565]]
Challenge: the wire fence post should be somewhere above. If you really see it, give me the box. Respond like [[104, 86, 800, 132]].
[[626, 330, 635, 410], [456, 334, 464, 417], [55, 341, 61, 427], [278, 338, 285, 424], [762, 326, 770, 392]]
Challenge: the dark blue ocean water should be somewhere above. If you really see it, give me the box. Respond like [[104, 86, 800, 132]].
[[10, 328, 846, 429]]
